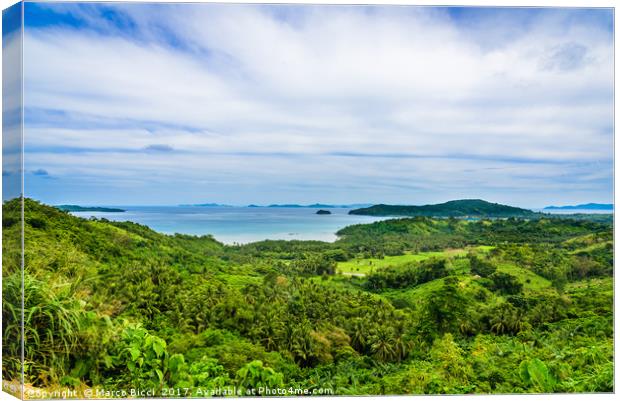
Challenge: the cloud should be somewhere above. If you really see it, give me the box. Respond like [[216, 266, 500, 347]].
[[32, 168, 49, 176], [29, 168, 57, 181], [144, 144, 174, 152], [3, 9, 23, 202], [30, 168, 57, 180], [20, 4, 613, 206], [541, 42, 590, 71]]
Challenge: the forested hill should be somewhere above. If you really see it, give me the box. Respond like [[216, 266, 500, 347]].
[[349, 199, 536, 217], [2, 198, 613, 396]]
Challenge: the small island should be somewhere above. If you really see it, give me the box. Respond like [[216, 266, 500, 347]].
[[544, 203, 613, 211], [180, 203, 232, 207], [56, 205, 125, 213], [316, 209, 332, 215]]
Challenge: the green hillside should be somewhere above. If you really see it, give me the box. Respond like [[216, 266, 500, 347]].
[[349, 199, 537, 217], [1, 198, 613, 396]]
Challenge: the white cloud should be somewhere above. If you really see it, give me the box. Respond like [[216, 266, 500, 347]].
[[22, 4, 613, 205], [3, 27, 23, 201]]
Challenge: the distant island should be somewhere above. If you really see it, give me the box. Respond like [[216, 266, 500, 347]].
[[180, 203, 233, 207], [544, 203, 613, 210], [267, 203, 373, 208], [349, 199, 536, 218], [56, 205, 125, 213], [181, 203, 374, 208], [316, 209, 332, 215]]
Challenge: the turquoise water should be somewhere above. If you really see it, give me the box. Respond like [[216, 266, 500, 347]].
[[71, 206, 610, 245], [71, 206, 390, 244]]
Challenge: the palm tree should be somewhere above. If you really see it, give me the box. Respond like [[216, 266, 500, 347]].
[[490, 303, 527, 335], [350, 319, 368, 353], [369, 327, 398, 362]]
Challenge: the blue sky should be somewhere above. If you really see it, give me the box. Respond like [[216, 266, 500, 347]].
[[2, 2, 23, 202], [13, 2, 614, 207]]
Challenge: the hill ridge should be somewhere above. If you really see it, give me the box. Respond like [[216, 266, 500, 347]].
[[349, 199, 536, 217]]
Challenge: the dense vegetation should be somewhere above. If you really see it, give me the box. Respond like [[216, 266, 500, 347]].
[[348, 199, 537, 217], [2, 198, 613, 396]]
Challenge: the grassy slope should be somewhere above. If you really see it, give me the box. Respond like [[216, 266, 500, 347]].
[[338, 236, 607, 315], [380, 258, 552, 306], [337, 251, 450, 275], [337, 246, 493, 275]]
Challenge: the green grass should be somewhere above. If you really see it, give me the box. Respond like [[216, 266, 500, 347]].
[[383, 277, 447, 307], [215, 274, 262, 288], [476, 245, 496, 253], [379, 256, 552, 308], [337, 252, 439, 275], [495, 262, 552, 293], [336, 246, 491, 276]]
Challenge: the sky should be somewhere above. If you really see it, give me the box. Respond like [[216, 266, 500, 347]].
[[2, 2, 22, 202], [11, 2, 614, 207]]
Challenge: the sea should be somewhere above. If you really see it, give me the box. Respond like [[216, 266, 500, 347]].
[[70, 206, 391, 245], [70, 206, 611, 245]]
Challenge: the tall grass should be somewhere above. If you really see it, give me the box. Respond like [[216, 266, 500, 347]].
[[3, 272, 84, 386]]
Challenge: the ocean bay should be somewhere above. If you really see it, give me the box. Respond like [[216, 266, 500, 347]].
[[71, 206, 391, 244]]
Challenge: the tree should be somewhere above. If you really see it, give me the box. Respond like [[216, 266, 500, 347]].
[[467, 254, 497, 277], [369, 326, 399, 362], [429, 333, 472, 388], [488, 302, 529, 335], [419, 276, 466, 338], [488, 272, 522, 294]]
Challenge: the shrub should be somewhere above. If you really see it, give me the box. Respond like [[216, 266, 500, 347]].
[[113, 326, 169, 391], [235, 360, 284, 393], [487, 272, 522, 294], [467, 254, 497, 277]]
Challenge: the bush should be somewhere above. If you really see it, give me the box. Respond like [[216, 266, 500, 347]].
[[365, 258, 448, 291], [235, 360, 284, 393], [290, 255, 336, 276], [487, 272, 522, 294], [467, 254, 497, 277], [113, 326, 169, 391]]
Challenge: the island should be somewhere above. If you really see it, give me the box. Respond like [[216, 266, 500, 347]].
[[349, 199, 536, 218], [544, 203, 613, 210], [264, 203, 373, 208], [316, 209, 332, 215], [56, 205, 125, 213], [179, 203, 233, 207]]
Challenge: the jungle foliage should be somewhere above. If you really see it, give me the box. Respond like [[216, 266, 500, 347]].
[[1, 198, 614, 395]]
